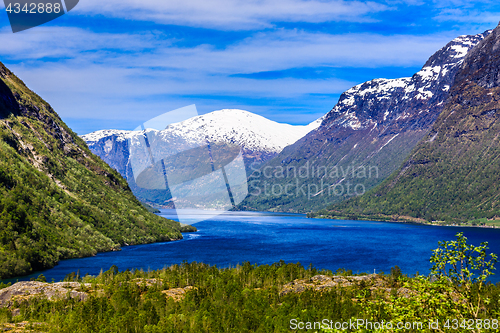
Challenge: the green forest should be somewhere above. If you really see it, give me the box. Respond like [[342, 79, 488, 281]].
[[0, 234, 498, 332]]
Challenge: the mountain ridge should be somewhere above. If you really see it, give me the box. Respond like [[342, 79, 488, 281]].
[[238, 30, 491, 213], [83, 109, 321, 157], [317, 23, 500, 224], [82, 109, 322, 206]]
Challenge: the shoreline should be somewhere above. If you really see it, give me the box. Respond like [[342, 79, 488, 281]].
[[309, 214, 500, 229], [238, 208, 500, 229], [0, 228, 196, 283]]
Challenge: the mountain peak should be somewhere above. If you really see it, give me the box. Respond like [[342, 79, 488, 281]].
[[324, 30, 491, 133], [422, 30, 492, 69], [82, 109, 322, 206], [84, 109, 321, 155]]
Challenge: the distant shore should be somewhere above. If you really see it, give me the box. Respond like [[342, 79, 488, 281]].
[[308, 212, 500, 229]]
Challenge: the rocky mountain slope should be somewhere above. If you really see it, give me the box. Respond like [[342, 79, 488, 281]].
[[240, 30, 491, 213], [82, 109, 321, 206], [0, 62, 192, 279], [320, 23, 500, 223]]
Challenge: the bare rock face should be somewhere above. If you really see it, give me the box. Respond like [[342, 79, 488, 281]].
[[0, 321, 44, 332], [0, 281, 91, 307], [0, 279, 198, 309], [280, 274, 381, 296], [456, 25, 500, 89], [130, 278, 163, 287], [162, 286, 196, 302]]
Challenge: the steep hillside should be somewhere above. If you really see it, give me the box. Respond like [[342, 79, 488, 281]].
[[239, 30, 490, 213], [320, 24, 500, 224], [0, 62, 192, 279]]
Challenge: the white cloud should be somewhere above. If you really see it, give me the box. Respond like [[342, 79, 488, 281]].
[[435, 9, 500, 25], [1, 27, 451, 70], [1, 0, 498, 135], [174, 30, 449, 71], [74, 0, 389, 30], [9, 61, 355, 113], [0, 26, 456, 131], [0, 26, 166, 59]]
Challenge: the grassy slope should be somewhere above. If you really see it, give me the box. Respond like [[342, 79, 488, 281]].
[[0, 62, 194, 279]]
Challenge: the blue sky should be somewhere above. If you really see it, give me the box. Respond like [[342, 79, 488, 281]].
[[0, 0, 500, 134]]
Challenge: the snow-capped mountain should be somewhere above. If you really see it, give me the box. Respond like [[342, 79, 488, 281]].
[[324, 31, 491, 132], [153, 109, 320, 154], [325, 24, 500, 223], [241, 30, 491, 213], [82, 109, 322, 182]]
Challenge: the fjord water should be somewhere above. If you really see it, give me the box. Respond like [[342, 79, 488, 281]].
[[9, 211, 500, 283]]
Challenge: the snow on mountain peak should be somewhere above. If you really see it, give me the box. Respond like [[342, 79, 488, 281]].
[[82, 129, 133, 145], [82, 109, 321, 155], [326, 30, 491, 131], [162, 109, 320, 153]]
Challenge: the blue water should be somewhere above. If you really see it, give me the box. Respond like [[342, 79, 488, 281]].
[[5, 210, 500, 283]]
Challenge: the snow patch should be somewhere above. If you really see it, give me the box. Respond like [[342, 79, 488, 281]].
[[377, 134, 399, 152]]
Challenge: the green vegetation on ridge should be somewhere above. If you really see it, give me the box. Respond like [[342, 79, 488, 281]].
[[0, 62, 194, 279], [314, 26, 500, 225]]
